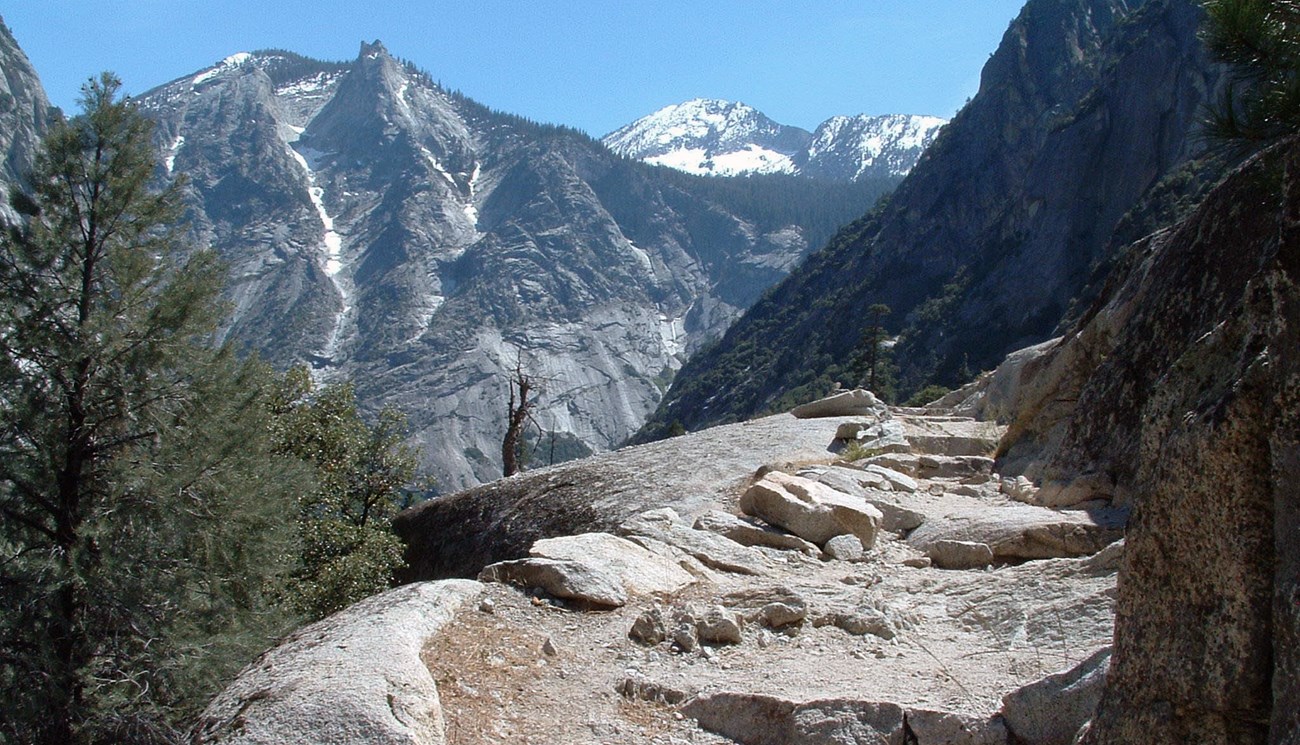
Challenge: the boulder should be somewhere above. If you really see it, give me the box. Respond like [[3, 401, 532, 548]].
[[862, 464, 916, 492], [927, 539, 995, 570], [906, 709, 1009, 745], [798, 464, 891, 494], [1002, 647, 1111, 745], [190, 580, 481, 745], [693, 510, 820, 553], [681, 692, 802, 745], [530, 532, 695, 596], [478, 558, 628, 608], [616, 674, 689, 706], [863, 453, 919, 476], [629, 606, 667, 645], [1030, 474, 1117, 508], [620, 508, 769, 576], [798, 466, 925, 533], [739, 471, 883, 547], [823, 534, 865, 561], [915, 455, 996, 481], [698, 606, 745, 645], [1001, 475, 1039, 502], [790, 389, 887, 418], [907, 504, 1126, 562], [837, 419, 911, 453]]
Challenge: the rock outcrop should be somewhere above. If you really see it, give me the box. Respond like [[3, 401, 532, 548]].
[[990, 139, 1300, 742], [393, 412, 856, 580], [386, 402, 1125, 743], [190, 580, 481, 745], [1001, 647, 1110, 745], [0, 15, 52, 223]]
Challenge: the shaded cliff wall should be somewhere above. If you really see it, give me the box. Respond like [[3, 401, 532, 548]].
[[994, 140, 1299, 743]]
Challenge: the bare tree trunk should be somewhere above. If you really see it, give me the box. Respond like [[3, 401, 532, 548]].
[[502, 360, 535, 477]]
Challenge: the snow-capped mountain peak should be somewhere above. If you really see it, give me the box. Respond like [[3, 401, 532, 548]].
[[801, 113, 948, 180], [602, 98, 812, 177], [603, 100, 947, 181]]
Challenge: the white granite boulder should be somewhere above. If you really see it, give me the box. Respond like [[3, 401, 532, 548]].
[[739, 471, 883, 548], [530, 532, 696, 596], [478, 558, 628, 607], [907, 504, 1126, 562], [927, 539, 995, 570], [790, 389, 887, 419]]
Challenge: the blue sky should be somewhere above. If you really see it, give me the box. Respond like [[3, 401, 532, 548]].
[[5, 1, 1026, 136]]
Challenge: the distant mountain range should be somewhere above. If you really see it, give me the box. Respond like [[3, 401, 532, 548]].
[[602, 98, 946, 181]]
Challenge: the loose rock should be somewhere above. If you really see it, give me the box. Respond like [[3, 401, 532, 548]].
[[927, 539, 995, 570], [617, 675, 689, 706], [620, 508, 769, 576], [790, 389, 887, 418], [823, 534, 865, 561], [698, 606, 745, 645], [629, 606, 667, 645], [478, 558, 628, 608], [530, 532, 695, 596], [739, 471, 882, 547]]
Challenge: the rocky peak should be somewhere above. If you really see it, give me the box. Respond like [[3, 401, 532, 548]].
[[602, 98, 813, 177], [979, 0, 1138, 106], [359, 39, 389, 60], [125, 39, 886, 490]]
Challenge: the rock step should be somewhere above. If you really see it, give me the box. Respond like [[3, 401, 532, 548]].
[[680, 691, 1007, 745]]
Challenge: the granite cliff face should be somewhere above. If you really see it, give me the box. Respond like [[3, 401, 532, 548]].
[[978, 137, 1300, 745], [0, 17, 52, 222], [642, 0, 1226, 436], [136, 44, 887, 490]]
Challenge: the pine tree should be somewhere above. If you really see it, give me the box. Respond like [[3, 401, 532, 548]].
[[1203, 0, 1300, 142], [0, 74, 301, 743], [269, 366, 418, 620]]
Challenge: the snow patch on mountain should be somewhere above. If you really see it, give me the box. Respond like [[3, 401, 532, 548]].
[[285, 135, 351, 363], [164, 135, 184, 175], [463, 162, 481, 228], [645, 144, 796, 177], [192, 52, 253, 87]]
